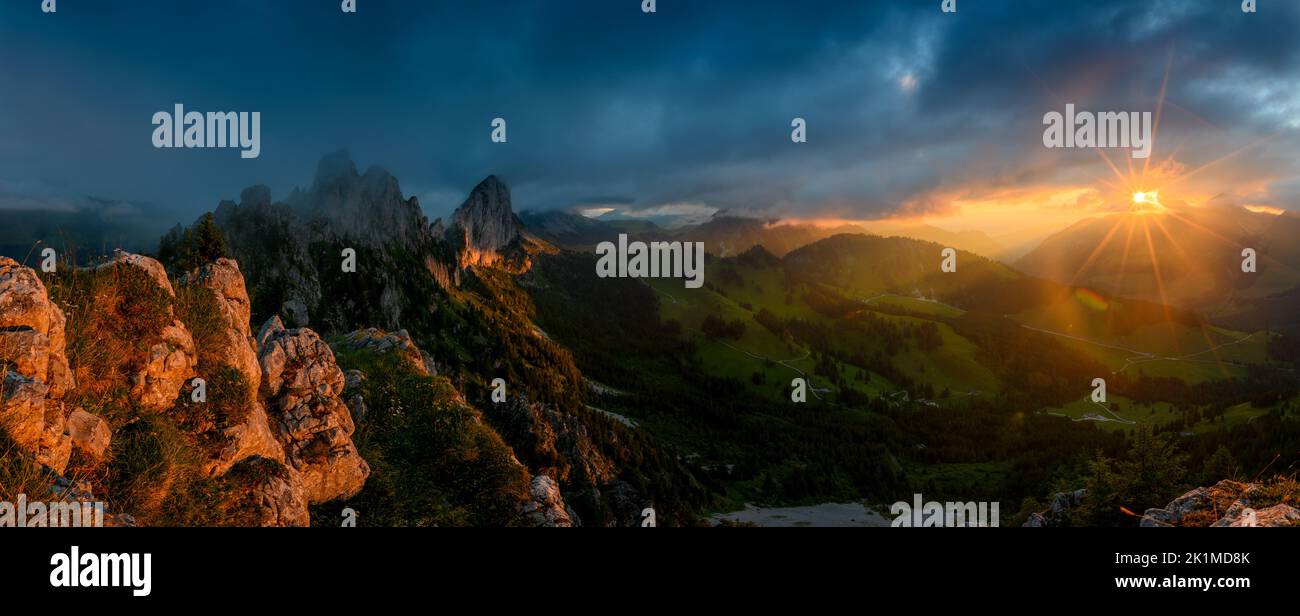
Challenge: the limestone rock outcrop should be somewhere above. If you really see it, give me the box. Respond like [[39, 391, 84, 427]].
[[222, 457, 311, 528], [182, 258, 261, 392], [66, 408, 111, 461], [340, 328, 435, 376], [98, 249, 176, 297], [205, 401, 286, 477], [1022, 489, 1085, 527], [1142, 480, 1300, 528], [447, 175, 534, 271], [131, 321, 197, 412], [0, 257, 75, 473], [519, 475, 575, 528], [180, 258, 285, 477], [257, 316, 369, 503]]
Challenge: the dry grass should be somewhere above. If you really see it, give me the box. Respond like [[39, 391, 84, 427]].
[[42, 261, 174, 426], [1178, 473, 1300, 527], [0, 431, 55, 502], [34, 259, 242, 525]]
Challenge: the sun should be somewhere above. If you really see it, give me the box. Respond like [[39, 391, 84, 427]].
[[1131, 190, 1164, 212]]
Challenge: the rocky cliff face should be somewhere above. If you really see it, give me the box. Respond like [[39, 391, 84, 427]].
[[0, 257, 78, 473], [292, 150, 436, 253], [0, 252, 372, 526], [212, 152, 457, 335], [129, 156, 660, 526], [180, 258, 284, 477], [257, 316, 369, 503], [209, 153, 553, 335], [446, 175, 531, 270]]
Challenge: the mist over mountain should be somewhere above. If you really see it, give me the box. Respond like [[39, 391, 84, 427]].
[[0, 195, 175, 264]]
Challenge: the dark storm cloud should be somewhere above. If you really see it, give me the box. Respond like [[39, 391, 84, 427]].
[[0, 0, 1295, 227]]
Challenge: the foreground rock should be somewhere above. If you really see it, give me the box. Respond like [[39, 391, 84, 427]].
[[98, 250, 175, 298], [65, 408, 112, 461], [258, 316, 369, 503], [518, 475, 575, 527], [0, 257, 76, 473], [220, 457, 311, 527], [96, 251, 198, 412], [1142, 480, 1300, 527], [179, 258, 285, 477], [340, 328, 436, 376], [1022, 489, 1085, 527], [182, 258, 262, 391], [131, 322, 197, 412], [204, 401, 286, 477]]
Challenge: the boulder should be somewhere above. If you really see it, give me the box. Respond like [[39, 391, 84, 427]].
[[258, 317, 369, 503], [0, 370, 48, 452], [181, 258, 261, 393], [97, 249, 175, 297], [0, 258, 76, 468], [1142, 480, 1299, 527], [519, 475, 574, 527], [0, 258, 73, 385], [205, 402, 286, 477], [224, 457, 311, 528], [1232, 504, 1300, 527], [130, 321, 197, 411], [340, 328, 430, 376], [65, 408, 111, 460], [0, 257, 62, 335], [1022, 489, 1086, 527]]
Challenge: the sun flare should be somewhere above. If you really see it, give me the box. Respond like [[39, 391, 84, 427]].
[[1131, 190, 1164, 212]]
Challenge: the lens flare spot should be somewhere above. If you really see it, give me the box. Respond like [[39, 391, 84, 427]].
[[1074, 287, 1109, 312]]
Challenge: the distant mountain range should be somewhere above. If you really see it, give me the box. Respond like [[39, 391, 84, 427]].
[[1017, 204, 1300, 331], [0, 195, 175, 264], [519, 209, 1009, 259]]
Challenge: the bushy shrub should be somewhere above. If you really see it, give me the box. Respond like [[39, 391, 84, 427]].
[[167, 364, 253, 450]]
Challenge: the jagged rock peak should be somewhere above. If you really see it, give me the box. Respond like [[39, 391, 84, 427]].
[[450, 175, 526, 268], [311, 149, 361, 190], [240, 185, 273, 209], [454, 175, 517, 231], [290, 150, 429, 251]]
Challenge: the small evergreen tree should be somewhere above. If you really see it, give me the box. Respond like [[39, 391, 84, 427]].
[[158, 212, 228, 273]]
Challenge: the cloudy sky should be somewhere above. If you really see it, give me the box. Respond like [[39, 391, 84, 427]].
[[0, 0, 1297, 232]]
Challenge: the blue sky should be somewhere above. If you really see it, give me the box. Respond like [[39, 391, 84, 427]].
[[0, 0, 1297, 227]]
